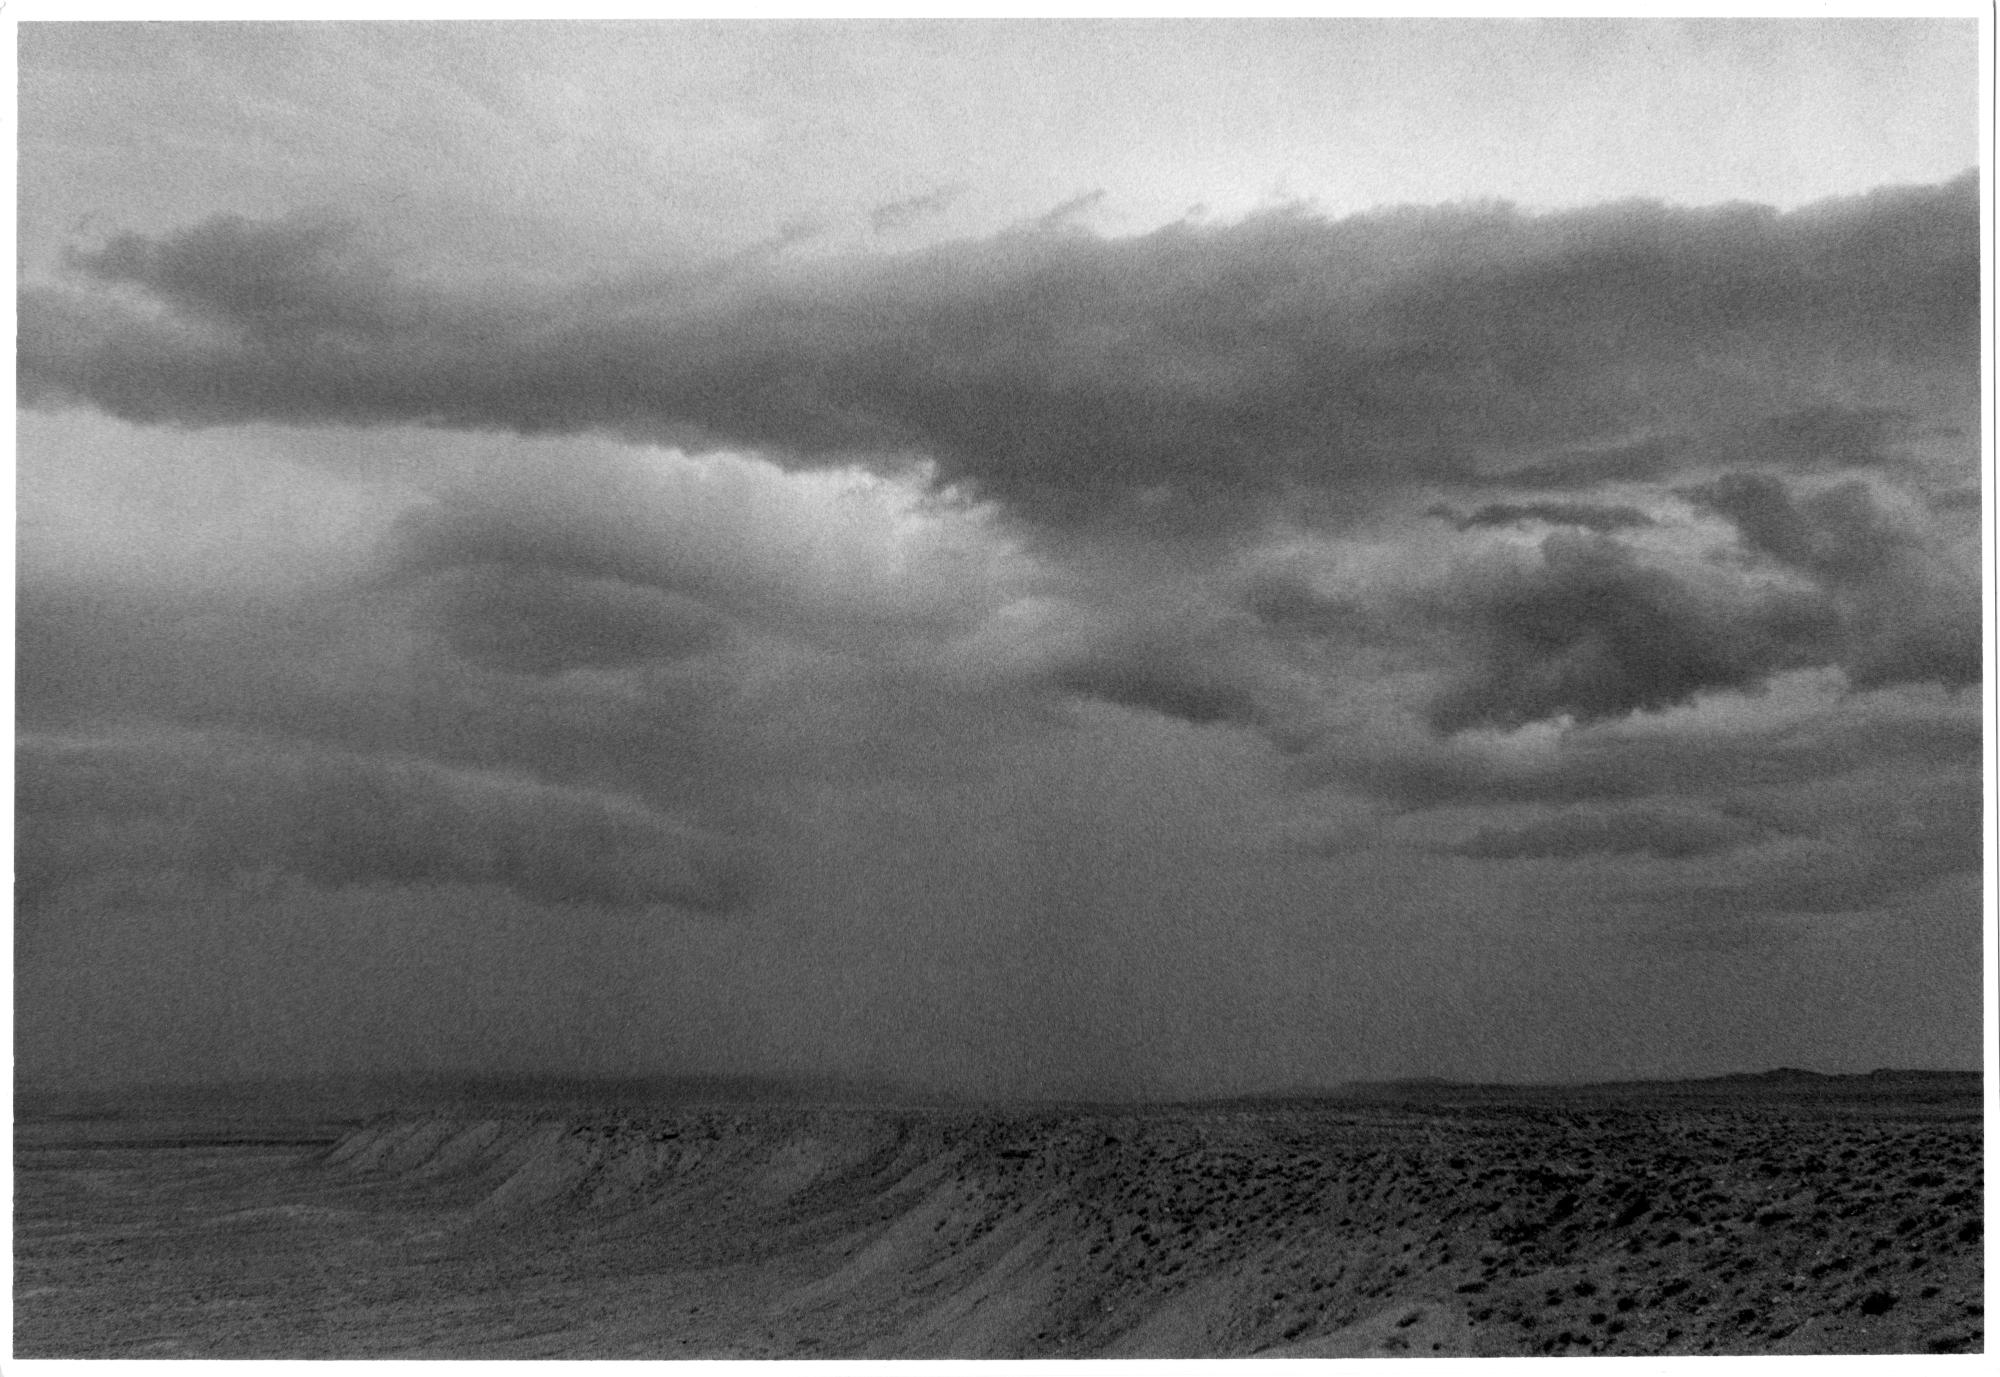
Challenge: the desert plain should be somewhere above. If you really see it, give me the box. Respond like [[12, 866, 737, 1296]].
[[12, 1070, 1982, 1358]]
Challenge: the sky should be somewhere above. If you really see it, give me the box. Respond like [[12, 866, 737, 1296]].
[[13, 17, 1987, 1098]]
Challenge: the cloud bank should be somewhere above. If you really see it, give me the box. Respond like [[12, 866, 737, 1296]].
[[16, 169, 1982, 1093], [23, 175, 1975, 526]]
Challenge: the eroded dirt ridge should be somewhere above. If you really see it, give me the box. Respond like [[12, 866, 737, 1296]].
[[15, 1090, 1983, 1357], [314, 1096, 1982, 1357]]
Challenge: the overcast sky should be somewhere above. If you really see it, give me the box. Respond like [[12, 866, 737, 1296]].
[[15, 18, 1985, 1097]]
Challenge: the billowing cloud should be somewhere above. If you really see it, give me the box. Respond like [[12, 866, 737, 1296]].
[[425, 564, 727, 676], [380, 443, 1023, 650], [1050, 643, 1268, 728], [1422, 532, 1840, 734], [13, 48, 1982, 1103], [870, 183, 969, 234], [1447, 804, 1765, 860], [1436, 501, 1656, 533], [1481, 435, 1687, 491], [1716, 405, 1920, 473], [1293, 671, 1980, 809], [1683, 472, 1980, 689], [1615, 783, 1983, 926], [18, 730, 753, 917], [21, 175, 1976, 525], [1475, 406, 1926, 492], [1687, 472, 1915, 585]]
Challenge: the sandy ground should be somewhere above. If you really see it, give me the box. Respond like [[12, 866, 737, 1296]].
[[13, 1078, 1983, 1357]]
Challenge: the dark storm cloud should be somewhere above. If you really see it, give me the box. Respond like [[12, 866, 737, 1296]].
[[1298, 686, 1980, 809], [1069, 472, 1969, 764], [388, 487, 738, 614], [1050, 647, 1266, 728], [18, 732, 752, 915], [380, 475, 1009, 668], [1684, 473, 1909, 584], [1240, 572, 1400, 645], [1434, 501, 1656, 533], [62, 213, 421, 340], [1682, 472, 1981, 689], [1470, 405, 1920, 493], [1721, 404, 1917, 472], [1626, 801, 1982, 923], [1680, 470, 1960, 588], [427, 564, 728, 676], [1446, 804, 1764, 860], [21, 174, 1976, 523], [1423, 532, 1839, 734], [1385, 455, 1979, 739], [1826, 612, 1978, 696], [1481, 436, 1686, 490], [15, 577, 742, 823], [1031, 188, 1107, 232], [17, 585, 353, 744], [870, 183, 968, 234]]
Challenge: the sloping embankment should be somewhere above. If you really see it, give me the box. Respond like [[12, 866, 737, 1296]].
[[319, 1096, 1983, 1358]]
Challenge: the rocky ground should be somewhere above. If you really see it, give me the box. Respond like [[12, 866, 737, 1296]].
[[13, 1076, 1983, 1357]]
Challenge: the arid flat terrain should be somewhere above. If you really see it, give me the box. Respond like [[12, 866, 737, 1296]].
[[14, 1075, 1982, 1358]]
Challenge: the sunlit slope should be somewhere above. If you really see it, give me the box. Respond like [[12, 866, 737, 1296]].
[[317, 1096, 1982, 1357]]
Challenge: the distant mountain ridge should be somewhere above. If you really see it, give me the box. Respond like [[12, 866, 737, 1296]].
[[1225, 1067, 1982, 1105], [14, 1071, 969, 1123], [1708, 1067, 1978, 1082], [16, 1066, 1982, 1120]]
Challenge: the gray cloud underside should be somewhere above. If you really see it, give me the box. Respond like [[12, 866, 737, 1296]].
[[17, 730, 750, 917], [1479, 406, 1925, 490], [870, 183, 970, 234], [1295, 688, 1980, 809], [1436, 501, 1657, 533], [21, 179, 1974, 739], [1235, 485, 1974, 741], [427, 564, 729, 677], [15, 177, 1981, 940], [1421, 531, 1842, 733], [1447, 803, 1767, 860], [1360, 740, 1984, 924], [20, 175, 1975, 523], [1614, 789, 1982, 925], [16, 575, 757, 826], [1678, 474, 1978, 686]]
